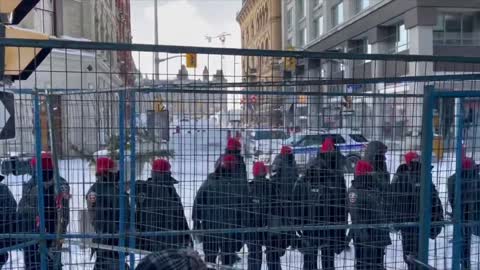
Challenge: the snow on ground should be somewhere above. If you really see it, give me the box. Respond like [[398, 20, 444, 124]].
[[1, 131, 479, 269]]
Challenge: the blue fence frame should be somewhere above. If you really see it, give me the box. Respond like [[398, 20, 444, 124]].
[[419, 87, 480, 269], [3, 38, 480, 269]]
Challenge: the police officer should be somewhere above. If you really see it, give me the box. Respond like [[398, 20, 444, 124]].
[[391, 152, 444, 270], [270, 146, 298, 227], [363, 141, 390, 190], [86, 157, 129, 270], [448, 157, 480, 270], [215, 138, 247, 179], [135, 159, 191, 252], [19, 152, 70, 270], [247, 161, 285, 270], [348, 160, 390, 270], [0, 174, 17, 268], [293, 138, 347, 270], [193, 154, 249, 266]]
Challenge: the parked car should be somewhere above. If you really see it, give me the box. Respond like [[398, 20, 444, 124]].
[[287, 129, 368, 173], [245, 129, 289, 164]]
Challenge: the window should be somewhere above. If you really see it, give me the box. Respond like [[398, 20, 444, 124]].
[[349, 134, 368, 143], [434, 13, 476, 45], [32, 0, 56, 35], [287, 8, 293, 29], [396, 24, 408, 52], [300, 134, 346, 146], [252, 131, 288, 140], [332, 2, 344, 27], [388, 24, 409, 53], [297, 0, 306, 19], [356, 0, 369, 12], [297, 27, 306, 47], [312, 16, 324, 39], [366, 43, 372, 62]]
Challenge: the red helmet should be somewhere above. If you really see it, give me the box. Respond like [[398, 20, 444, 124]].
[[226, 138, 241, 151], [152, 159, 171, 173], [280, 146, 293, 155], [221, 154, 237, 170], [355, 160, 374, 177], [462, 158, 475, 170], [320, 137, 335, 153], [404, 151, 420, 166], [30, 152, 54, 171], [252, 162, 267, 177], [96, 157, 116, 175]]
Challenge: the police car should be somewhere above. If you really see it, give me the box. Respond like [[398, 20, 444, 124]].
[[245, 129, 289, 159], [286, 129, 368, 173]]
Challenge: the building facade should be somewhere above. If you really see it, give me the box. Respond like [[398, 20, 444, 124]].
[[5, 0, 136, 156], [281, 0, 480, 140], [237, 0, 283, 127]]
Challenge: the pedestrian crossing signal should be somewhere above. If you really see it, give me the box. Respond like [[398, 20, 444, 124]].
[[186, 53, 197, 68]]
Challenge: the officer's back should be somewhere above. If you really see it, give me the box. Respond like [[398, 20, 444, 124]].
[[136, 159, 191, 251], [348, 161, 390, 246]]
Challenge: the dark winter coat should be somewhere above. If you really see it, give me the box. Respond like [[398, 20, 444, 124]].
[[391, 162, 444, 238], [270, 153, 298, 223], [192, 169, 249, 241], [135, 173, 192, 251], [363, 141, 390, 190], [363, 141, 393, 228], [448, 169, 480, 235], [86, 173, 129, 245], [247, 176, 285, 239], [18, 172, 69, 234], [0, 182, 17, 248], [348, 175, 391, 247], [292, 151, 347, 249]]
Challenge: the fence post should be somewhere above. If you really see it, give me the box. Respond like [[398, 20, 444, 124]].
[[118, 90, 127, 270], [418, 85, 434, 265], [452, 97, 464, 270], [45, 91, 63, 269], [128, 91, 137, 267], [33, 93, 48, 270]]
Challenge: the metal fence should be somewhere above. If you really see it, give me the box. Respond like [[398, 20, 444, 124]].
[[0, 38, 479, 269]]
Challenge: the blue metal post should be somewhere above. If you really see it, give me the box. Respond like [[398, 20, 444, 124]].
[[418, 85, 435, 265], [128, 91, 137, 267], [33, 93, 48, 270], [452, 98, 464, 270], [118, 91, 127, 270]]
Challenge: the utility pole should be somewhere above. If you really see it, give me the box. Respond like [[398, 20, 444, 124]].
[[154, 0, 160, 82]]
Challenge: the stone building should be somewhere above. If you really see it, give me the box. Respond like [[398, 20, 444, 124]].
[[236, 0, 283, 127]]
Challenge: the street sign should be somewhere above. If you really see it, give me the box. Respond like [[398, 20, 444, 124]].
[[0, 92, 15, 139], [186, 53, 197, 68]]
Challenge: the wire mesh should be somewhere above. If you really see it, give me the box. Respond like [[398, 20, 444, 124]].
[[0, 39, 478, 269]]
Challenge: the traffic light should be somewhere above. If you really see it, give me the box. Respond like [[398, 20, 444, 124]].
[[285, 46, 297, 72], [285, 57, 297, 72], [0, 0, 51, 82], [186, 53, 197, 68]]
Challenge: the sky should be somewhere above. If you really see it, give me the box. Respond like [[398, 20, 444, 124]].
[[131, 0, 242, 81]]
